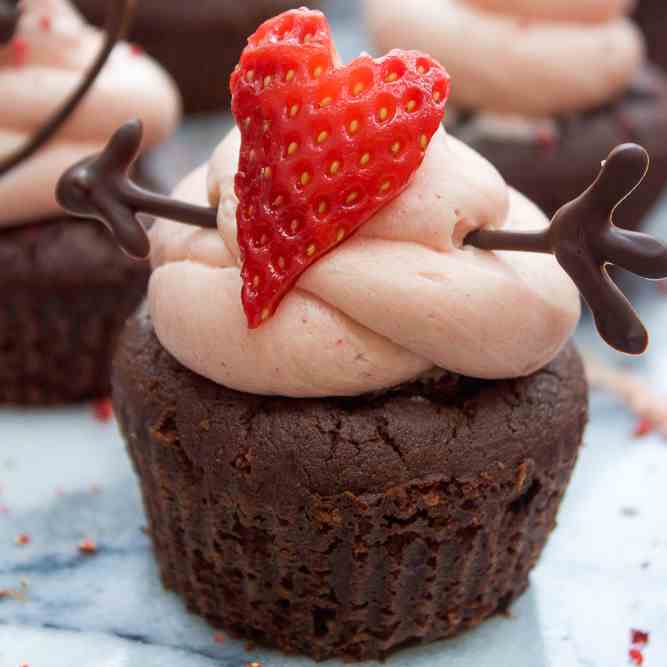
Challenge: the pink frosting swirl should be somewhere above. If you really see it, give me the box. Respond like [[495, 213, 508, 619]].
[[365, 0, 644, 116], [0, 0, 181, 227], [148, 127, 580, 397]]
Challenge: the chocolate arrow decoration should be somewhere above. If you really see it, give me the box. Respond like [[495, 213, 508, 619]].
[[0, 0, 134, 178], [57, 123, 667, 355], [0, 0, 20, 45]]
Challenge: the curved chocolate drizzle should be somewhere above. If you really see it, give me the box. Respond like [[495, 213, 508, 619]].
[[0, 0, 20, 45], [0, 0, 134, 178], [57, 127, 667, 355], [57, 120, 218, 258], [466, 144, 667, 354]]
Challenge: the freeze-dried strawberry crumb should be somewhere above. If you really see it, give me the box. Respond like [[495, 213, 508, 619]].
[[12, 37, 28, 66], [92, 398, 113, 422], [629, 648, 644, 665], [78, 538, 97, 554], [633, 418, 654, 438]]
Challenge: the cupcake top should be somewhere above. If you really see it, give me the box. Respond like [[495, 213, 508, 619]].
[[365, 0, 644, 117], [149, 125, 580, 397], [0, 0, 180, 227]]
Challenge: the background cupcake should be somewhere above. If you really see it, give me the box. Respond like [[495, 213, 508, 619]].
[[72, 0, 322, 112], [365, 0, 667, 230], [633, 0, 667, 73], [93, 9, 591, 661], [0, 0, 180, 404]]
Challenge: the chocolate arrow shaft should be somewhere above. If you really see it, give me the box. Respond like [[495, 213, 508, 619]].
[[466, 228, 550, 254], [0, 0, 133, 178], [119, 180, 219, 229]]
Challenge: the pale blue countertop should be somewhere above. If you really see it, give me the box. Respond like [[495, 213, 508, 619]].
[[1, 2, 666, 666]]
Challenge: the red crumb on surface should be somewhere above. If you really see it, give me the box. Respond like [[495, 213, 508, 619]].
[[39, 15, 51, 31], [629, 648, 644, 665], [633, 418, 654, 439], [92, 398, 113, 422], [631, 629, 650, 646], [0, 580, 28, 601], [130, 43, 143, 56], [15, 533, 30, 546], [78, 538, 97, 554], [12, 38, 29, 66], [213, 632, 226, 644], [584, 355, 667, 440]]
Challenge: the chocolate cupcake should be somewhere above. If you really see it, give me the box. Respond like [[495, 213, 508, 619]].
[[59, 8, 667, 661], [114, 305, 586, 661], [365, 0, 667, 229], [633, 0, 667, 72], [108, 9, 588, 659], [72, 0, 321, 112], [0, 0, 181, 404]]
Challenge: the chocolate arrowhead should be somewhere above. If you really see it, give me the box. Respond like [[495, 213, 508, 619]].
[[57, 120, 218, 258], [466, 143, 667, 355]]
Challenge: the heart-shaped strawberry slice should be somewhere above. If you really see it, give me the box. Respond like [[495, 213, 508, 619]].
[[231, 9, 450, 328]]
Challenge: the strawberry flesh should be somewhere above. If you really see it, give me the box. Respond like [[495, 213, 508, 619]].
[[231, 9, 450, 328]]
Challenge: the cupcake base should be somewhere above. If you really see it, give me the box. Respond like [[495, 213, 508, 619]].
[[72, 0, 320, 113], [0, 218, 148, 405], [113, 306, 588, 661], [450, 66, 667, 229]]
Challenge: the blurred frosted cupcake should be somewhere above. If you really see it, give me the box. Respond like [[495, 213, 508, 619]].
[[0, 0, 180, 403], [365, 0, 667, 228]]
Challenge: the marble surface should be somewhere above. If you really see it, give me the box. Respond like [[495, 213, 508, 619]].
[[2, 2, 667, 666]]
